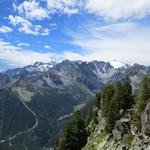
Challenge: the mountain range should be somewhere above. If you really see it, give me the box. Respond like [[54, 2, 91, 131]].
[[0, 60, 150, 150]]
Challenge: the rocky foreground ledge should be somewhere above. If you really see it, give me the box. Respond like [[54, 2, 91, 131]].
[[83, 102, 150, 150]]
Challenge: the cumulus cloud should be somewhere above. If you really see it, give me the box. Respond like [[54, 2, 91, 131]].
[[0, 26, 12, 33], [8, 15, 50, 35], [14, 0, 49, 20], [47, 0, 80, 15], [8, 15, 31, 26], [85, 0, 150, 20], [12, 0, 150, 21], [46, 0, 150, 19], [13, 0, 81, 21]]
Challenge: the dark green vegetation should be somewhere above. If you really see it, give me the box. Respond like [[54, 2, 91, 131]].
[[0, 87, 92, 150], [102, 82, 132, 133], [0, 146, 16, 150], [134, 76, 150, 129], [0, 89, 35, 139], [54, 101, 95, 150], [55, 89, 102, 150], [136, 76, 150, 113], [121, 132, 134, 148], [57, 76, 150, 150], [100, 77, 150, 134], [56, 111, 87, 150], [29, 89, 77, 146]]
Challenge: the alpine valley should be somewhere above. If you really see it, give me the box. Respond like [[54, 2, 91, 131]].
[[0, 60, 150, 150]]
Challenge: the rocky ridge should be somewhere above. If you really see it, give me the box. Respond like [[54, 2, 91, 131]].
[[83, 104, 150, 150]]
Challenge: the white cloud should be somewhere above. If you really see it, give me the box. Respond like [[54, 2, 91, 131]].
[[63, 7, 79, 15], [17, 43, 30, 47], [9, 15, 37, 35], [16, 0, 49, 20], [44, 45, 51, 49], [63, 51, 84, 60], [12, 0, 150, 21], [47, 0, 80, 15], [85, 0, 150, 20], [8, 15, 50, 35], [0, 39, 20, 51], [0, 26, 12, 33], [8, 15, 30, 26], [47, 0, 76, 8], [66, 22, 150, 65], [90, 22, 138, 34], [13, 0, 80, 22], [3, 0, 150, 67], [0, 39, 55, 67]]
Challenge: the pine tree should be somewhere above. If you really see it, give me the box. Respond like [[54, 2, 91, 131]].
[[95, 92, 101, 109], [133, 76, 150, 129], [85, 108, 93, 126], [57, 111, 87, 150], [105, 82, 132, 133], [101, 84, 114, 116], [122, 82, 132, 109], [113, 82, 132, 111], [105, 100, 116, 133], [136, 76, 150, 113]]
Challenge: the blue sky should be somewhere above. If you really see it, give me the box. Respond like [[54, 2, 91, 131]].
[[1, 0, 150, 70]]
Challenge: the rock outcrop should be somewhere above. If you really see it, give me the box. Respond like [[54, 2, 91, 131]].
[[112, 120, 130, 141], [82, 105, 150, 150], [141, 102, 150, 136]]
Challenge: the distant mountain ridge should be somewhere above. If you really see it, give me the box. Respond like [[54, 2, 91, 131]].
[[4, 60, 127, 75], [0, 60, 150, 150]]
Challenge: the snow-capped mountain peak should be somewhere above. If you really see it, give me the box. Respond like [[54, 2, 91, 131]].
[[26, 61, 57, 72]]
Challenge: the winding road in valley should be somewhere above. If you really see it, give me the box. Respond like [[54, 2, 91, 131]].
[[0, 96, 39, 146]]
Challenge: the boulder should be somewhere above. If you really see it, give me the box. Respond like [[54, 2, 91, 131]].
[[112, 121, 129, 141]]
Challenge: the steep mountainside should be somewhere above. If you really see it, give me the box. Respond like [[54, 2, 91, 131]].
[[0, 60, 150, 150]]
